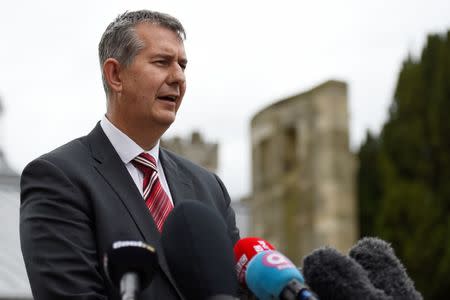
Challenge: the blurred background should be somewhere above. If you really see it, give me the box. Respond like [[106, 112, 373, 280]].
[[0, 0, 449, 299]]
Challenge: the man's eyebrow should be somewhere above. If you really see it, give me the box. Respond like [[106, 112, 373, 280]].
[[152, 53, 174, 59], [153, 53, 187, 63]]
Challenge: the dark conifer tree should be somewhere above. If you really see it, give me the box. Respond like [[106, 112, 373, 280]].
[[357, 30, 450, 299]]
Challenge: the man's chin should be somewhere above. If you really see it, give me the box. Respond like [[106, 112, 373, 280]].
[[154, 113, 177, 127]]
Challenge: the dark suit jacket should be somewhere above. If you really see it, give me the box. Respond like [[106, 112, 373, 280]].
[[20, 123, 240, 300]]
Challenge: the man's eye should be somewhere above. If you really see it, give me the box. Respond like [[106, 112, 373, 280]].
[[155, 60, 168, 66]]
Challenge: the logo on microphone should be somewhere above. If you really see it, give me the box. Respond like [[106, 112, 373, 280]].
[[261, 251, 296, 270], [236, 255, 248, 274], [236, 254, 248, 282], [253, 240, 272, 252]]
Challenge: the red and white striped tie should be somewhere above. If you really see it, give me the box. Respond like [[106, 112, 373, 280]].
[[132, 153, 173, 232]]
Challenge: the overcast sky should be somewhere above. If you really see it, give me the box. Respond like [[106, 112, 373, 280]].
[[0, 0, 449, 199]]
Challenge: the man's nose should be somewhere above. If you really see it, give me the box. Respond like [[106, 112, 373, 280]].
[[167, 63, 185, 85]]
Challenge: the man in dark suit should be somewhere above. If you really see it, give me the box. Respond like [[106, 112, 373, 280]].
[[20, 10, 240, 299]]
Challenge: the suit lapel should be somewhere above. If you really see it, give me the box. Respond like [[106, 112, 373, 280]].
[[160, 149, 196, 205], [86, 123, 160, 244], [86, 123, 185, 299]]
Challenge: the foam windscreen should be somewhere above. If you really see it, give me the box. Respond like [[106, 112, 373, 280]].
[[245, 250, 306, 300], [161, 200, 238, 299]]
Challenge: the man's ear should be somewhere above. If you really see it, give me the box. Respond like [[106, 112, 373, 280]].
[[103, 58, 123, 93]]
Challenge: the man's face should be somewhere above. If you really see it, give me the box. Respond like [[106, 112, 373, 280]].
[[118, 22, 187, 129]]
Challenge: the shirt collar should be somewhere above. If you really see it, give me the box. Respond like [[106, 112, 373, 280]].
[[100, 115, 160, 164]]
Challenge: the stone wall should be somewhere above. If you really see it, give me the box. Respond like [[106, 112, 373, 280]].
[[245, 80, 357, 264]]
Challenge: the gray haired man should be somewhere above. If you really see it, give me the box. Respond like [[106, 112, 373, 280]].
[[20, 10, 241, 299]]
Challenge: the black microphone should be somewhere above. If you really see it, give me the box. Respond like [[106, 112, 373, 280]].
[[161, 200, 238, 300], [303, 247, 392, 300], [104, 240, 158, 300], [349, 237, 423, 300]]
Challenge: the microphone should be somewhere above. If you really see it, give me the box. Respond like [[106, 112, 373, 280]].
[[233, 237, 275, 285], [245, 250, 318, 300], [161, 200, 238, 300], [302, 247, 391, 300], [103, 240, 158, 300], [349, 237, 423, 300]]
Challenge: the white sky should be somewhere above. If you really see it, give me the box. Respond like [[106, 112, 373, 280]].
[[0, 0, 449, 199]]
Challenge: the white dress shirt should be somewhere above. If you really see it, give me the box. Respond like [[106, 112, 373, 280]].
[[100, 116, 173, 204]]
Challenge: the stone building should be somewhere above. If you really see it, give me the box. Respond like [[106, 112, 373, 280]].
[[0, 98, 32, 300], [162, 132, 218, 173], [162, 132, 249, 236], [245, 80, 357, 264]]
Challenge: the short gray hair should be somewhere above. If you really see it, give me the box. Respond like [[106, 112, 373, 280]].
[[98, 10, 186, 94]]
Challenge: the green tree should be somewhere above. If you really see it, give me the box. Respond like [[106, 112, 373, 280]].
[[357, 31, 450, 299], [357, 131, 382, 237]]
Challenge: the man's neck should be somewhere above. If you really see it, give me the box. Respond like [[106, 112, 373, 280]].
[[104, 114, 167, 151]]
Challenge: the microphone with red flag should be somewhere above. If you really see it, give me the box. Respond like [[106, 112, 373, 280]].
[[233, 237, 318, 300], [233, 237, 275, 285]]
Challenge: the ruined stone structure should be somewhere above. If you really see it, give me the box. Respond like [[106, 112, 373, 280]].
[[161, 132, 218, 173], [245, 80, 357, 264], [0, 97, 33, 299], [162, 132, 249, 236]]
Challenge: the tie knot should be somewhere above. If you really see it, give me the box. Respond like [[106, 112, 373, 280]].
[[132, 153, 157, 175]]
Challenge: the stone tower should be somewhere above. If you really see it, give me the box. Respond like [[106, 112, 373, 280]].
[[161, 131, 218, 173], [162, 132, 250, 236], [245, 80, 357, 264]]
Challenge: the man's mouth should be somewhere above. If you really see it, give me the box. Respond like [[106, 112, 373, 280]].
[[157, 95, 178, 102]]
